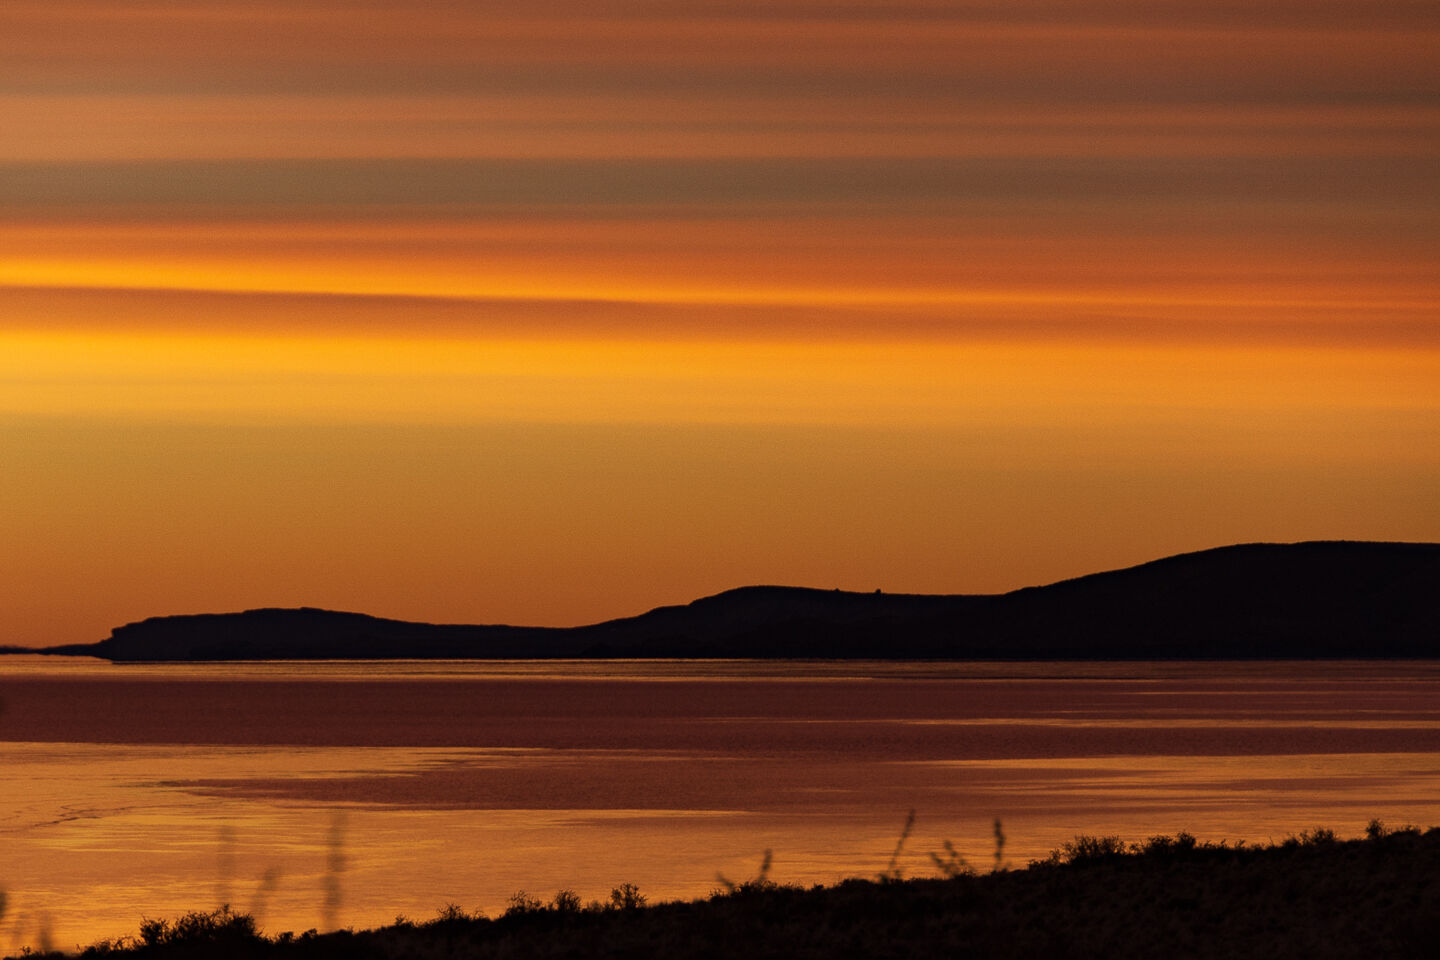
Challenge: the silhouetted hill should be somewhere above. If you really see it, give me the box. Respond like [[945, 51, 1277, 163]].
[[40, 541, 1440, 661], [74, 608, 574, 661]]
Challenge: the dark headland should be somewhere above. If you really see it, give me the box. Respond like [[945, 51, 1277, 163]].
[[32, 540, 1440, 661]]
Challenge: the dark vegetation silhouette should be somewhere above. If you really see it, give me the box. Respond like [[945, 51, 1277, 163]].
[[715, 849, 775, 896], [9, 820, 1438, 960], [319, 815, 346, 934], [0, 693, 8, 949], [0, 701, 5, 925], [880, 809, 916, 880], [24, 541, 1440, 661], [209, 825, 284, 935]]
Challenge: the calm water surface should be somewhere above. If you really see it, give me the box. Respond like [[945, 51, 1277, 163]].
[[3, 657, 1439, 952]]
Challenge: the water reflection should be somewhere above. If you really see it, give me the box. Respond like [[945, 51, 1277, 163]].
[[2, 658, 1439, 951]]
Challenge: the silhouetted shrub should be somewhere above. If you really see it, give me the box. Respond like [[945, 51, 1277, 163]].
[[423, 903, 482, 928], [1283, 827, 1338, 848], [1140, 831, 1197, 856], [502, 892, 544, 918], [608, 883, 646, 910], [549, 890, 581, 914], [137, 906, 260, 947], [1047, 835, 1129, 864]]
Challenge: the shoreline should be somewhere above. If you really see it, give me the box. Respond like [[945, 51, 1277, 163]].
[[12, 824, 1436, 959]]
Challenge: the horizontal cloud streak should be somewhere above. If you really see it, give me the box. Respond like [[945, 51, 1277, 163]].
[[3, 156, 1435, 211], [7, 95, 1432, 162], [4, 2, 1434, 101], [2, 284, 1437, 349]]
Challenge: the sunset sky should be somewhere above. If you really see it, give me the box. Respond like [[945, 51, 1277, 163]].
[[3, 0, 1437, 647]]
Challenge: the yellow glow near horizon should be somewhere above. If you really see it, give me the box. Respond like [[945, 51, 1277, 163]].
[[4, 328, 1437, 428]]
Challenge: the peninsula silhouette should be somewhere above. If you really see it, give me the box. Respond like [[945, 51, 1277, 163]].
[[34, 541, 1440, 661]]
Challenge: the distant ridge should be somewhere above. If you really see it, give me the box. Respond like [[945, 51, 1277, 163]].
[[33, 541, 1440, 661]]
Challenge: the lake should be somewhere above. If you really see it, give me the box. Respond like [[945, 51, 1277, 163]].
[[3, 657, 1440, 953]]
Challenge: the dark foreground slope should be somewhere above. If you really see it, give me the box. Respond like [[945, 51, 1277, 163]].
[[50, 540, 1440, 660], [44, 827, 1440, 960]]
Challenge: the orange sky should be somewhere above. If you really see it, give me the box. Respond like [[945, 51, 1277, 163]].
[[2, 1, 1437, 646]]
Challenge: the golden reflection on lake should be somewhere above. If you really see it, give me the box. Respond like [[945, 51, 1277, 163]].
[[3, 658, 1440, 952]]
